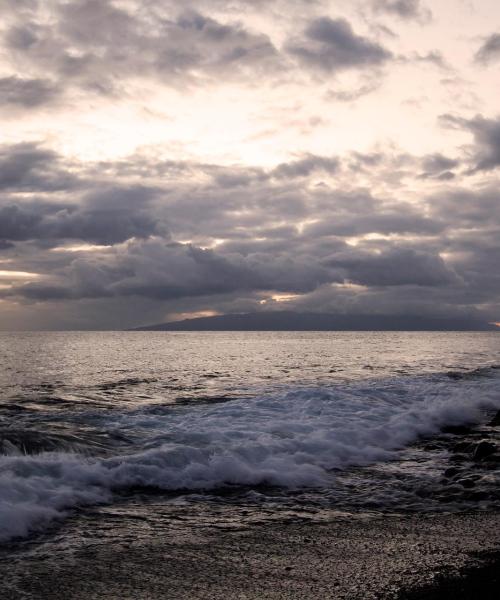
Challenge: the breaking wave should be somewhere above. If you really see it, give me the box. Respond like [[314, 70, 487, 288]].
[[1, 369, 500, 542]]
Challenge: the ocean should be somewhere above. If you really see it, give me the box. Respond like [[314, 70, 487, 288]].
[[1, 331, 500, 544]]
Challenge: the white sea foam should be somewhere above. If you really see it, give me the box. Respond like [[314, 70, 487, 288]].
[[1, 373, 500, 542]]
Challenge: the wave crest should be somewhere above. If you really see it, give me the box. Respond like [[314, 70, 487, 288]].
[[1, 371, 500, 542]]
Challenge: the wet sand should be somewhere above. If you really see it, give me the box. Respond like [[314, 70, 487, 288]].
[[1, 500, 499, 599]]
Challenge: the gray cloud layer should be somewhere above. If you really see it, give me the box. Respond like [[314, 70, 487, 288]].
[[0, 1, 498, 329], [0, 0, 413, 102], [0, 116, 499, 328], [0, 76, 60, 108], [286, 17, 392, 72], [2, 1, 284, 96], [441, 114, 500, 172]]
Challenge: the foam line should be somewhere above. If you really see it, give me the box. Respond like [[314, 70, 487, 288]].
[[1, 371, 499, 542]]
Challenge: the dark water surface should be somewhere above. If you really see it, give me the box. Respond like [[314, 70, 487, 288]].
[[1, 332, 500, 543]]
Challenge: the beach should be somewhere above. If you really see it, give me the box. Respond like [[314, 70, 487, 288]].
[[2, 500, 500, 599]]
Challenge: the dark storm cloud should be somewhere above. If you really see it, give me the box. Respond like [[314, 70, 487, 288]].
[[287, 282, 489, 324], [0, 76, 60, 108], [466, 117, 500, 171], [271, 155, 340, 178], [442, 114, 500, 172], [0, 1, 427, 100], [0, 171, 457, 306], [445, 232, 500, 300], [3, 24, 39, 50], [326, 248, 459, 287], [0, 236, 463, 311], [0, 143, 79, 192], [0, 139, 499, 325], [0, 196, 162, 247], [285, 17, 392, 73], [1, 1, 282, 93], [372, 0, 431, 22], [475, 33, 500, 65], [306, 209, 443, 238], [427, 186, 500, 226], [0, 144, 487, 249], [0, 238, 337, 302], [0, 143, 164, 245], [418, 153, 458, 179]]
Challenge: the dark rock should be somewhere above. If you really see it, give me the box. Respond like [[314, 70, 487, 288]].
[[446, 371, 465, 380], [441, 425, 472, 435], [448, 454, 469, 463], [453, 441, 472, 453], [488, 410, 500, 426], [477, 458, 500, 470], [456, 479, 476, 489], [436, 493, 460, 503], [465, 490, 490, 502], [472, 440, 497, 460], [480, 454, 500, 465]]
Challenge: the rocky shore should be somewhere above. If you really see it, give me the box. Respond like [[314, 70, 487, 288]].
[[1, 409, 499, 600], [416, 407, 500, 506], [1, 501, 499, 599]]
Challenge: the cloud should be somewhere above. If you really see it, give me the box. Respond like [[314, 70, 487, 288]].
[[410, 50, 450, 70], [1, 2, 283, 93], [372, 0, 432, 23], [0, 1, 415, 104], [286, 17, 392, 73], [0, 199, 162, 247], [0, 143, 164, 246], [475, 33, 500, 65], [0, 76, 60, 108], [1, 237, 336, 302], [271, 154, 340, 178], [0, 142, 79, 192], [327, 247, 460, 287], [428, 186, 500, 227], [0, 137, 499, 327], [0, 2, 499, 330], [326, 78, 381, 102], [1, 236, 459, 306], [418, 153, 458, 179], [441, 114, 500, 172]]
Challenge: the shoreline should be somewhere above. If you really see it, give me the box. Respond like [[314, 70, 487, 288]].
[[1, 501, 499, 599], [1, 354, 499, 598], [399, 551, 500, 599]]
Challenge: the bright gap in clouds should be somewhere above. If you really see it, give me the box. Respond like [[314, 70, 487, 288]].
[[0, 271, 40, 279]]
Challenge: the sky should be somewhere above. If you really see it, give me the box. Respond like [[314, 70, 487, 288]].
[[0, 0, 499, 330]]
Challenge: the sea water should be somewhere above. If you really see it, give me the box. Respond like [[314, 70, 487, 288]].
[[1, 331, 499, 542]]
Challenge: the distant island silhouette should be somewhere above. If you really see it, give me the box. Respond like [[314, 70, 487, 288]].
[[132, 312, 498, 332]]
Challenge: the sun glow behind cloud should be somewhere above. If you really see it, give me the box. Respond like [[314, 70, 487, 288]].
[[0, 271, 40, 279], [51, 244, 112, 253], [0, 0, 500, 330], [0, 5, 484, 168]]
